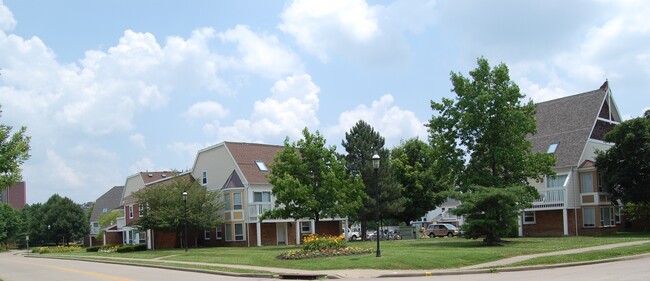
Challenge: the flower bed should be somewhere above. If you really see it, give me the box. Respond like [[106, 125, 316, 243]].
[[277, 234, 373, 260], [32, 245, 81, 254]]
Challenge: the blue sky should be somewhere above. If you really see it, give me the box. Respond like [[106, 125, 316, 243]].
[[1, 0, 649, 204]]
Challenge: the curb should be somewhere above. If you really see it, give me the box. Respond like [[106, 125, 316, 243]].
[[375, 253, 650, 278], [24, 254, 277, 279]]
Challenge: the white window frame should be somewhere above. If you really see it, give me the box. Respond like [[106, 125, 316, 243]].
[[253, 191, 271, 203], [224, 193, 231, 210], [255, 160, 268, 171], [546, 174, 568, 188], [233, 192, 242, 210], [583, 207, 596, 227], [580, 173, 594, 193], [300, 221, 311, 233], [138, 204, 144, 217], [615, 207, 621, 224], [601, 207, 615, 227], [523, 211, 536, 224], [129, 205, 134, 219], [201, 170, 208, 186], [204, 230, 211, 240], [234, 223, 244, 241], [102, 207, 109, 213], [216, 226, 222, 240]]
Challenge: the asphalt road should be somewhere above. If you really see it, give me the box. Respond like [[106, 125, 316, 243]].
[[1, 250, 649, 281]]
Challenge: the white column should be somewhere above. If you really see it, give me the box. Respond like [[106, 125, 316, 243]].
[[256, 222, 262, 246], [295, 221, 301, 245], [147, 229, 152, 249], [311, 220, 316, 234], [518, 213, 523, 237], [563, 208, 569, 236]]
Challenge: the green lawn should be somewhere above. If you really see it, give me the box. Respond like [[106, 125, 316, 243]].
[[507, 242, 650, 267], [51, 232, 650, 271]]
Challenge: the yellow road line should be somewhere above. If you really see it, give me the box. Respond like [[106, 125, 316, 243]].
[[2, 259, 136, 281]]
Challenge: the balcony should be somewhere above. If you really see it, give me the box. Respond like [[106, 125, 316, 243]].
[[247, 203, 273, 221], [530, 188, 566, 209]]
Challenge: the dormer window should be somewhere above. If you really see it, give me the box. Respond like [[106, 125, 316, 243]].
[[547, 142, 559, 154], [255, 160, 268, 172]]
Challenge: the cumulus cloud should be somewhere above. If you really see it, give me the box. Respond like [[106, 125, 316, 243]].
[[216, 73, 320, 143], [326, 95, 427, 148], [45, 149, 84, 188], [129, 157, 156, 174], [184, 101, 229, 120], [0, 1, 15, 31], [219, 25, 302, 78], [279, 0, 435, 65], [130, 133, 147, 149]]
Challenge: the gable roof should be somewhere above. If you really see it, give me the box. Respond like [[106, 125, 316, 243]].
[[89, 186, 124, 222], [224, 142, 284, 185], [529, 81, 616, 168]]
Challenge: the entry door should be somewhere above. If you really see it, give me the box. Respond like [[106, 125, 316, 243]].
[[277, 222, 287, 245]]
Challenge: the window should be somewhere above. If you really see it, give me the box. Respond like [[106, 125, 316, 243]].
[[138, 204, 144, 217], [615, 207, 621, 224], [224, 194, 231, 210], [129, 205, 134, 219], [523, 211, 536, 224], [234, 223, 244, 241], [201, 170, 208, 186], [204, 230, 211, 240], [580, 173, 594, 193], [225, 224, 232, 241], [255, 160, 268, 171], [216, 226, 222, 240], [253, 191, 271, 203], [583, 208, 596, 227], [93, 222, 99, 228], [597, 172, 606, 192], [301, 221, 311, 233], [547, 142, 559, 154], [546, 174, 568, 188], [138, 231, 146, 244], [102, 207, 108, 213], [233, 192, 242, 210], [601, 207, 615, 227]]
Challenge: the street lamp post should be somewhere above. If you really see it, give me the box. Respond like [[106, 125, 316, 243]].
[[372, 152, 381, 258], [182, 191, 188, 252], [47, 225, 51, 245]]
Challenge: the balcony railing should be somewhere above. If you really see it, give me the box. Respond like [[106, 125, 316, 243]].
[[247, 203, 273, 221], [531, 188, 566, 209]]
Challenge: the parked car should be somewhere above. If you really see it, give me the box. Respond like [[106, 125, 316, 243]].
[[424, 223, 460, 238], [343, 228, 360, 241]]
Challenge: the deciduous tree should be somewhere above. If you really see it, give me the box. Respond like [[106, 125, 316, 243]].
[[267, 128, 365, 233], [0, 204, 20, 249], [43, 194, 89, 245], [135, 175, 223, 242], [391, 138, 450, 225], [0, 105, 31, 191], [596, 110, 650, 227], [428, 57, 554, 245]]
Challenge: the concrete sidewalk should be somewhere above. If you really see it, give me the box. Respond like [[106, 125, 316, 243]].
[[23, 239, 650, 279]]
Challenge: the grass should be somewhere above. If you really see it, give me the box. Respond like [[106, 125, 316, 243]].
[[47, 232, 650, 271], [507, 242, 650, 267]]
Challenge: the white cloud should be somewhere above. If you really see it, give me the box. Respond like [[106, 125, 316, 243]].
[[129, 157, 156, 174], [216, 73, 320, 142], [46, 149, 84, 188], [130, 133, 147, 149], [326, 95, 427, 148], [219, 25, 302, 78], [0, 1, 15, 31], [184, 101, 229, 120], [279, 0, 434, 65]]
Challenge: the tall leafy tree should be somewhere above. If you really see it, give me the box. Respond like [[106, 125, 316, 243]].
[[429, 57, 554, 245], [391, 138, 450, 225], [135, 176, 223, 239], [596, 110, 650, 227], [0, 105, 31, 191], [0, 204, 20, 249], [267, 128, 365, 233], [20, 203, 48, 246], [341, 120, 405, 239], [43, 194, 89, 245], [96, 210, 122, 240]]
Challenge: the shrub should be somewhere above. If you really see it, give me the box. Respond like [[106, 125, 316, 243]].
[[86, 246, 101, 252], [115, 244, 147, 253]]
